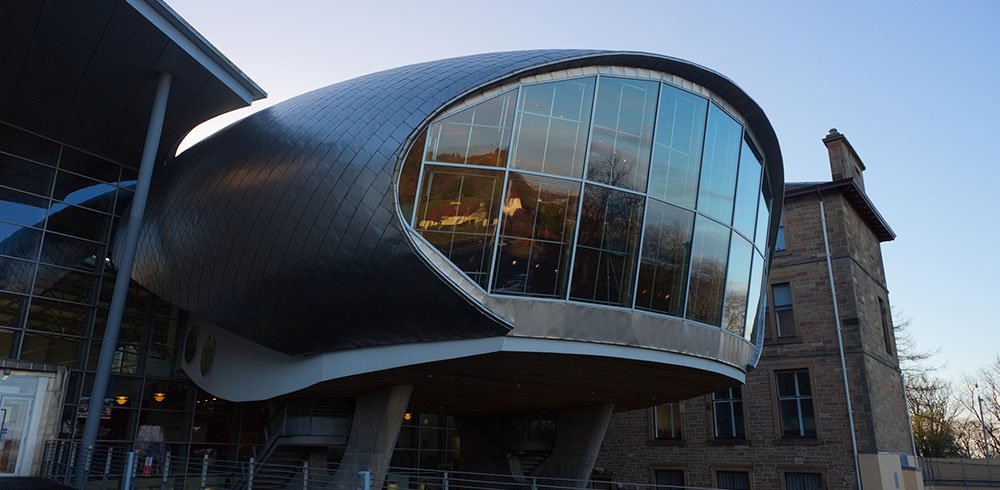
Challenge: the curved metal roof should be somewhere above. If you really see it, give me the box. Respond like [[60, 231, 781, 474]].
[[131, 49, 783, 356]]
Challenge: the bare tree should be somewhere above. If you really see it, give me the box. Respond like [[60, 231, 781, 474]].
[[959, 356, 1000, 457], [893, 313, 941, 377]]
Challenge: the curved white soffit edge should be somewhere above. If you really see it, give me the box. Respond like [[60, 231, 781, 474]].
[[184, 319, 746, 402]]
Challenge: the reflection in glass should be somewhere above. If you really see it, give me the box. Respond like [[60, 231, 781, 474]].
[[26, 297, 91, 336], [19, 332, 80, 366], [648, 84, 708, 208], [697, 104, 742, 224], [46, 204, 112, 243], [511, 78, 595, 178], [33, 264, 98, 304], [587, 77, 658, 191], [732, 137, 761, 239], [721, 235, 753, 336], [744, 251, 765, 341], [398, 130, 427, 222], [0, 154, 55, 196], [635, 200, 693, 316], [58, 147, 121, 183], [39, 233, 106, 272], [0, 123, 60, 165], [0, 293, 26, 329], [414, 166, 504, 287], [492, 173, 579, 298], [0, 187, 49, 227], [0, 256, 35, 293], [0, 224, 42, 260], [754, 177, 771, 251], [0, 327, 13, 358], [570, 185, 643, 306], [52, 171, 116, 213], [426, 91, 516, 167], [686, 216, 730, 326]]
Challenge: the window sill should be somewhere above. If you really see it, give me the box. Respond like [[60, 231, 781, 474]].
[[707, 438, 750, 446], [764, 335, 800, 346], [647, 439, 685, 447], [773, 437, 823, 446]]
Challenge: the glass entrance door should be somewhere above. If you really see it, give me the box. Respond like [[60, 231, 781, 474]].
[[0, 396, 32, 474]]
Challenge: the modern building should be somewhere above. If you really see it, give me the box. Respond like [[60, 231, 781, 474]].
[[1, 3, 789, 484], [594, 130, 920, 490]]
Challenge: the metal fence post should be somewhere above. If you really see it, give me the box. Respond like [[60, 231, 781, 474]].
[[248, 456, 255, 490], [53, 441, 64, 480], [65, 441, 78, 485], [101, 447, 113, 490], [443, 471, 449, 490], [357, 470, 371, 490], [161, 451, 171, 490], [531, 476, 538, 490], [200, 452, 209, 490], [303, 461, 310, 490], [123, 452, 136, 490]]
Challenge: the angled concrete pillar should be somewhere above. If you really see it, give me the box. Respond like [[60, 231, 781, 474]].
[[537, 403, 614, 487], [328, 385, 412, 490]]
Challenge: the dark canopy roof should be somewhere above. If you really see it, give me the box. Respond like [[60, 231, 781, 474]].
[[0, 0, 265, 167]]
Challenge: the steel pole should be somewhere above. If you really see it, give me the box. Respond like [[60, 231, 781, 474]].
[[76, 71, 172, 484], [979, 387, 991, 458]]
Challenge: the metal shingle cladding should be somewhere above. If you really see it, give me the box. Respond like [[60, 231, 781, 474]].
[[129, 50, 782, 355]]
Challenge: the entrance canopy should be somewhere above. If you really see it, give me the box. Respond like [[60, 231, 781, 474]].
[[0, 0, 266, 166]]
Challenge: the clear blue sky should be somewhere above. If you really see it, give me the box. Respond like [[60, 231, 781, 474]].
[[170, 0, 999, 384]]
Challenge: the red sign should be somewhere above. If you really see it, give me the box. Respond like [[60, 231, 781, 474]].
[[143, 456, 153, 477]]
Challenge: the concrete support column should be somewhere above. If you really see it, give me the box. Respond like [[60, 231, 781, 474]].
[[537, 403, 614, 487], [76, 71, 172, 485], [328, 385, 412, 490]]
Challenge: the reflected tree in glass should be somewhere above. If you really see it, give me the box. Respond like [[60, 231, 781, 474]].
[[697, 104, 742, 224], [398, 130, 427, 223], [743, 251, 765, 341], [586, 77, 658, 191], [721, 235, 753, 336], [492, 173, 580, 298], [425, 91, 516, 167], [647, 84, 708, 209], [754, 175, 772, 252], [686, 216, 730, 326], [569, 185, 644, 306], [413, 166, 504, 287], [635, 200, 694, 316], [511, 78, 595, 178]]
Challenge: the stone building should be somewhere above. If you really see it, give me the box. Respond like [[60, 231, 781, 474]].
[[594, 129, 920, 490]]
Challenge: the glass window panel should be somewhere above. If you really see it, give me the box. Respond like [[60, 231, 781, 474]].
[[779, 399, 802, 437], [19, 332, 81, 367], [414, 166, 504, 288], [426, 91, 515, 167], [796, 370, 812, 396], [732, 137, 762, 238], [146, 347, 176, 378], [754, 178, 771, 252], [0, 123, 60, 164], [52, 171, 117, 213], [0, 256, 35, 293], [87, 341, 140, 374], [492, 173, 579, 298], [58, 147, 121, 183], [772, 283, 792, 306], [0, 327, 14, 359], [717, 471, 751, 490], [511, 78, 595, 178], [653, 403, 682, 439], [743, 251, 765, 341], [139, 409, 187, 442], [654, 470, 685, 487], [0, 153, 55, 196], [569, 185, 643, 306], [776, 371, 797, 396], [685, 216, 730, 326], [142, 381, 189, 411], [722, 235, 753, 336], [0, 223, 42, 260], [586, 77, 658, 191], [800, 398, 817, 436], [46, 203, 112, 242], [93, 307, 146, 345], [697, 104, 742, 224], [0, 187, 49, 227], [25, 297, 91, 336], [635, 200, 694, 316], [0, 292, 26, 329], [33, 264, 99, 304], [648, 84, 708, 208], [775, 217, 786, 251], [114, 188, 134, 217], [398, 130, 427, 224], [785, 472, 824, 490], [39, 232, 107, 272]]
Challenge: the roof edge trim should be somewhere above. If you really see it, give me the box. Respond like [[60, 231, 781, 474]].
[[127, 0, 267, 103]]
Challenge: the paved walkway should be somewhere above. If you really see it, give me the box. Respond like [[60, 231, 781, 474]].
[[0, 477, 75, 489]]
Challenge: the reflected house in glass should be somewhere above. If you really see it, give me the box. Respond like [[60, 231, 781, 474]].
[[125, 50, 784, 482]]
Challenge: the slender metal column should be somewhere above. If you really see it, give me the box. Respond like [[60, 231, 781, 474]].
[[77, 71, 172, 482]]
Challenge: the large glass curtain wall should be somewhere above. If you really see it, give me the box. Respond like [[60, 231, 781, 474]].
[[401, 73, 772, 338]]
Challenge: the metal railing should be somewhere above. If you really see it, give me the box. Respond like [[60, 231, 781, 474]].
[[41, 440, 722, 490], [922, 457, 1000, 487]]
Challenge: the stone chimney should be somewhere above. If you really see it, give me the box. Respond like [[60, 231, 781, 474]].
[[822, 128, 866, 192]]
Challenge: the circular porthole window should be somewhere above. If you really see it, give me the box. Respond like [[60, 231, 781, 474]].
[[184, 327, 199, 364], [200, 335, 216, 377]]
